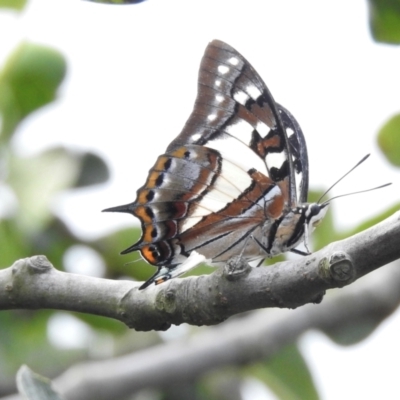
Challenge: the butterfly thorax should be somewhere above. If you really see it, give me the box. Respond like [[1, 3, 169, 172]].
[[265, 202, 328, 256]]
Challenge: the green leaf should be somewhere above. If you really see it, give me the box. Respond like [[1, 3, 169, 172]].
[[245, 343, 319, 400], [16, 365, 62, 400], [377, 113, 400, 166], [368, 0, 400, 44], [0, 42, 66, 141], [0, 0, 27, 11], [75, 152, 110, 188], [0, 218, 31, 269]]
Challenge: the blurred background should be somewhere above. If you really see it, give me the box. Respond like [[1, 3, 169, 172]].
[[0, 0, 400, 399]]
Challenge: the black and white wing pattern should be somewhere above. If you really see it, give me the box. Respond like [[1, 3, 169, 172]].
[[104, 40, 327, 289]]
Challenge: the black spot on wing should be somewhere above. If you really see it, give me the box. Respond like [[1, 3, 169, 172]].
[[163, 158, 172, 171], [155, 173, 164, 187], [145, 207, 154, 218], [146, 190, 155, 202], [269, 160, 289, 182]]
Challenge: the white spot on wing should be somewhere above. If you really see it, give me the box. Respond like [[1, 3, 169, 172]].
[[255, 121, 271, 137], [215, 80, 221, 87], [228, 57, 239, 66], [218, 65, 230, 74], [225, 119, 253, 145], [215, 94, 224, 103], [192, 133, 202, 141], [208, 114, 217, 121], [233, 90, 250, 105], [266, 151, 286, 171], [246, 84, 262, 100], [286, 127, 294, 136]]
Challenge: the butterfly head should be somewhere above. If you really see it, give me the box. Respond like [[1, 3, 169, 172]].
[[281, 202, 329, 256], [304, 202, 329, 232]]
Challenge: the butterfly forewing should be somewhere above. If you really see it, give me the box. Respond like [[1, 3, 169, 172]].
[[104, 40, 310, 288]]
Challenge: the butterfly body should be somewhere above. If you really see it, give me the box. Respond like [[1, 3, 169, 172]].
[[104, 40, 328, 289]]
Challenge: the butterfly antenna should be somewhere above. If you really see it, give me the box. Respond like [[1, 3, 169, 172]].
[[322, 183, 392, 205], [124, 258, 144, 266], [317, 154, 370, 203]]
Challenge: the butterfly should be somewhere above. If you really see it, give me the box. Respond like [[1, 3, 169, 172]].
[[104, 40, 328, 289]]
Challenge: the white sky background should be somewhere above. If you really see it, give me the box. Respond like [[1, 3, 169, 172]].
[[1, 0, 400, 399]]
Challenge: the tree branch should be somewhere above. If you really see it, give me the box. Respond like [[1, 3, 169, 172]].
[[1, 211, 399, 331]]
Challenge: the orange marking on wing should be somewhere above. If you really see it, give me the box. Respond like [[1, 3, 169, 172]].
[[133, 206, 153, 224], [153, 155, 170, 171], [146, 171, 162, 189], [137, 190, 151, 205], [155, 277, 167, 285], [170, 147, 189, 159], [143, 225, 156, 243], [141, 245, 157, 264]]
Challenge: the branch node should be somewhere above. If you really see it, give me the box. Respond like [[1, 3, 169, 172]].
[[319, 251, 355, 285], [27, 255, 53, 274], [156, 288, 177, 314], [223, 256, 252, 281]]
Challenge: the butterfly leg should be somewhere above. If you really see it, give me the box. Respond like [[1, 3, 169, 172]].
[[224, 236, 254, 280], [290, 248, 310, 256]]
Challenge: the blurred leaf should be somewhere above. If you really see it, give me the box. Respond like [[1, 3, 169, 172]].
[[199, 369, 243, 400], [377, 113, 400, 166], [345, 202, 400, 238], [368, 0, 400, 44], [32, 218, 79, 271], [8, 147, 80, 233], [0, 0, 26, 10], [0, 218, 31, 269], [323, 314, 381, 346], [245, 343, 319, 400], [75, 152, 110, 188], [0, 42, 66, 141], [16, 365, 62, 400]]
